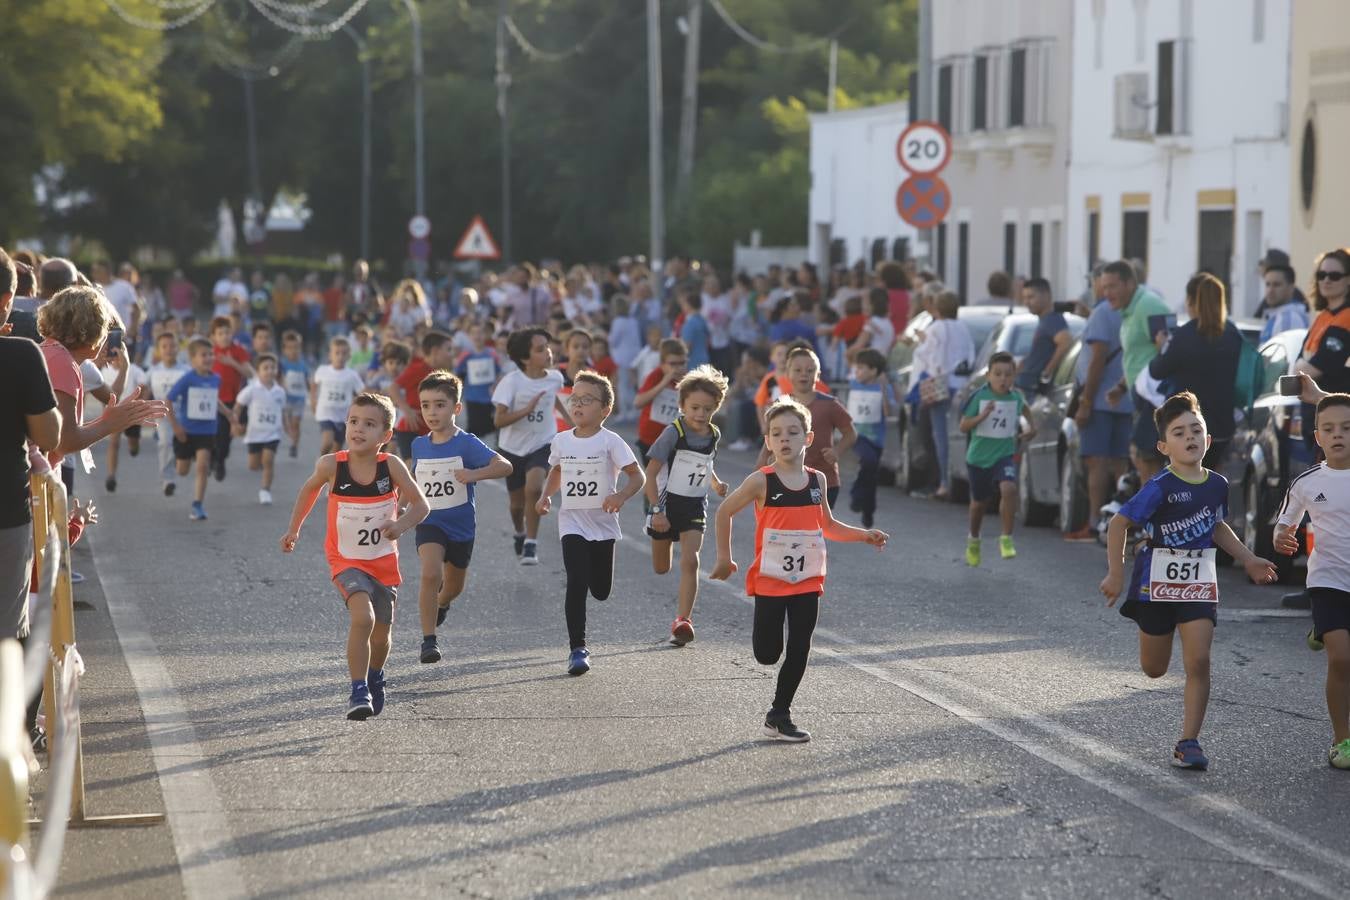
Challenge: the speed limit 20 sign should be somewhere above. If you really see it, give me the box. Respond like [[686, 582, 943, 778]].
[[896, 121, 952, 176]]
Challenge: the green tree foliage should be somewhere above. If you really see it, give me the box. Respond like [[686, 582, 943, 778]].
[[0, 0, 164, 239], [15, 0, 915, 267]]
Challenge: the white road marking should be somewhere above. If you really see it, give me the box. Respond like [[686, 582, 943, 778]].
[[89, 529, 248, 900]]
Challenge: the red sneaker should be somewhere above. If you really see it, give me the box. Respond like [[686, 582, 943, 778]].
[[670, 616, 695, 646], [1063, 527, 1096, 543]]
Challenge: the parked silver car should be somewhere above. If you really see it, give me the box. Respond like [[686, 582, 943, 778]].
[[1020, 341, 1086, 527]]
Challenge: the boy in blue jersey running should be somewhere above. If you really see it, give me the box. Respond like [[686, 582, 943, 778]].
[[412, 370, 514, 663], [166, 337, 221, 521], [846, 349, 897, 529], [278, 330, 310, 458], [1100, 391, 1276, 770], [454, 321, 503, 438]]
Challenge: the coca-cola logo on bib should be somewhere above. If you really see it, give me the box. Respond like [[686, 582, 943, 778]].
[[1151, 582, 1217, 602]]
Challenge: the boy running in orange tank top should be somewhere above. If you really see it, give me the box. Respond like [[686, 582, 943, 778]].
[[712, 396, 887, 742], [281, 392, 429, 720]]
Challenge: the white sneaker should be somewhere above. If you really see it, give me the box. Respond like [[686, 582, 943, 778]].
[[727, 439, 753, 452], [259, 489, 273, 505]]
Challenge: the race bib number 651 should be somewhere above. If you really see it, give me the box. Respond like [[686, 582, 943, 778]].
[[1148, 548, 1218, 603]]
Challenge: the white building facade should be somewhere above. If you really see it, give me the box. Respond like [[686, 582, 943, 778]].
[[807, 101, 920, 276], [930, 0, 1075, 302], [1065, 0, 1291, 315]]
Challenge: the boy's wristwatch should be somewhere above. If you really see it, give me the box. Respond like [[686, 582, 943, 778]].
[[650, 504, 665, 515]]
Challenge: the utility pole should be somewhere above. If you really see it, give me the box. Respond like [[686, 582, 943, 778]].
[[243, 77, 264, 250], [827, 38, 838, 112], [497, 0, 513, 263], [917, 0, 932, 119], [343, 24, 372, 262], [674, 0, 702, 210], [646, 0, 665, 266], [400, 0, 426, 218]]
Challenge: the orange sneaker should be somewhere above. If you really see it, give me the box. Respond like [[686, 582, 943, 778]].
[[1063, 527, 1096, 543], [670, 616, 695, 646]]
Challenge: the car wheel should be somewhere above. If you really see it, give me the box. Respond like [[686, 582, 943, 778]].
[[1059, 451, 1088, 533], [1019, 454, 1056, 527]]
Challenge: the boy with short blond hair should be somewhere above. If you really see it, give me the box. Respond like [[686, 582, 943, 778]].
[[645, 364, 730, 645], [312, 336, 366, 454]]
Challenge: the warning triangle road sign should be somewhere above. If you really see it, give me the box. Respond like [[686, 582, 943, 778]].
[[453, 215, 501, 260]]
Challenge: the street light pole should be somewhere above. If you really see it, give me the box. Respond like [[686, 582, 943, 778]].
[[646, 0, 665, 267], [343, 24, 372, 261], [674, 0, 702, 210], [497, 0, 513, 263], [400, 0, 426, 218]]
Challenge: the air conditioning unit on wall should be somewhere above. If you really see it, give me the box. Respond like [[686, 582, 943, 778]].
[[1113, 72, 1150, 140]]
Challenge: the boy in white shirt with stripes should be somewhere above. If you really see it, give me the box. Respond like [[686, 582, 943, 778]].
[[1276, 392, 1350, 770]]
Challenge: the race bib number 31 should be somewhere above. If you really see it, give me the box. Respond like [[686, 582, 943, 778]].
[[417, 457, 467, 511], [562, 457, 608, 510], [759, 529, 826, 585], [1148, 548, 1218, 603]]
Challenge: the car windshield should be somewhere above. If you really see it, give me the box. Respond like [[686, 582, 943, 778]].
[[963, 315, 1003, 354], [1006, 322, 1038, 358]]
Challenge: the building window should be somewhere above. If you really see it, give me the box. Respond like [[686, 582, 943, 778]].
[[891, 237, 910, 261], [958, 223, 970, 302], [972, 55, 988, 130], [937, 63, 954, 134], [1156, 39, 1191, 135], [870, 238, 887, 267], [1122, 210, 1149, 265], [829, 239, 847, 268], [1003, 222, 1017, 275], [1030, 223, 1044, 279], [1087, 211, 1101, 270], [1156, 41, 1176, 135], [936, 222, 948, 281], [1008, 48, 1027, 127], [1198, 209, 1234, 293]]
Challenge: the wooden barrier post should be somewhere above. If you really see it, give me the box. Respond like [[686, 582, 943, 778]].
[[0, 640, 31, 887], [28, 473, 163, 830]]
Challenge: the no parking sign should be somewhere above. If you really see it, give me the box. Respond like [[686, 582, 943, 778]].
[[895, 120, 952, 226]]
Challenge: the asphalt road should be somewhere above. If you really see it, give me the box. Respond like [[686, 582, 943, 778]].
[[32, 417, 1350, 899]]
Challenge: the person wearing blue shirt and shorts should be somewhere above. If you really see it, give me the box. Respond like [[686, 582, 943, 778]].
[[411, 370, 514, 664]]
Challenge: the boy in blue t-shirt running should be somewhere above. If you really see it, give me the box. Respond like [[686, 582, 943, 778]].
[[278, 329, 311, 459], [1100, 391, 1276, 770], [411, 370, 514, 663], [958, 352, 1035, 565], [846, 348, 898, 529], [454, 321, 504, 438], [166, 337, 222, 521]]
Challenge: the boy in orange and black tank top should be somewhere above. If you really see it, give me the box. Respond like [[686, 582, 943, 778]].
[[281, 392, 429, 720], [712, 396, 888, 742]]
